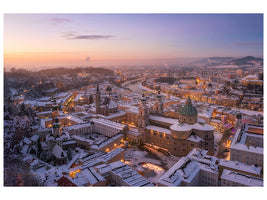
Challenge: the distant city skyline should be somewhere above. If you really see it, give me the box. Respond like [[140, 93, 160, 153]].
[[4, 14, 263, 68]]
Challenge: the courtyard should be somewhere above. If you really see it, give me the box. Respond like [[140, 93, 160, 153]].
[[124, 144, 180, 184]]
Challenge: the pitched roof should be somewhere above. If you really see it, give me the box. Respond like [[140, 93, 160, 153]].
[[52, 144, 66, 159], [56, 176, 77, 186]]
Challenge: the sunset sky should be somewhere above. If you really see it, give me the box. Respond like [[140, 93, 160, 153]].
[[4, 14, 263, 68]]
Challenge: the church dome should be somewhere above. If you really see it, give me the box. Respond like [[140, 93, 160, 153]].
[[179, 97, 198, 117], [53, 123, 61, 129]]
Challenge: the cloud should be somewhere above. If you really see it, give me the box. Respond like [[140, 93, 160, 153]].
[[51, 17, 71, 24], [61, 31, 76, 38], [66, 34, 113, 40]]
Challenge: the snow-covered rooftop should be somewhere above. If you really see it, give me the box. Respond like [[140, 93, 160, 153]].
[[110, 161, 154, 187], [219, 160, 261, 176], [91, 134, 123, 150], [187, 133, 204, 143], [148, 115, 178, 125], [170, 122, 215, 132], [52, 145, 67, 159], [221, 169, 263, 186], [92, 118, 126, 130]]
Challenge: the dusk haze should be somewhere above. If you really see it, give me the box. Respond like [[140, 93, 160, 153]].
[[4, 14, 263, 69]]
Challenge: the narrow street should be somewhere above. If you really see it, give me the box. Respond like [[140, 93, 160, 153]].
[[217, 129, 232, 159]]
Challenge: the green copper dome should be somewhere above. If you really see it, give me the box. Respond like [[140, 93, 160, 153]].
[[53, 123, 61, 129], [179, 97, 198, 117]]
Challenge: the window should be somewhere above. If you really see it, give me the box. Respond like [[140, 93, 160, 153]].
[[205, 142, 208, 146], [191, 143, 194, 147], [205, 135, 208, 139]]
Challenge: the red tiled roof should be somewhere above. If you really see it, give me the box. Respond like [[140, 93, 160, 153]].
[[56, 176, 77, 186]]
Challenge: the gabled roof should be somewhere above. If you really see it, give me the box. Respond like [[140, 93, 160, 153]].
[[52, 144, 66, 159], [56, 176, 77, 186]]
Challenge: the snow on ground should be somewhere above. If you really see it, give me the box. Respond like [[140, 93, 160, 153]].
[[141, 163, 165, 183], [124, 145, 180, 184]]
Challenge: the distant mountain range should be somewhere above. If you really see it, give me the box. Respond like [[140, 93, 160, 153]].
[[191, 56, 263, 66]]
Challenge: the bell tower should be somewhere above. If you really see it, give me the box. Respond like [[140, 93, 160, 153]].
[[95, 84, 101, 114], [235, 112, 243, 131], [51, 96, 59, 124], [155, 90, 164, 115], [138, 93, 148, 131]]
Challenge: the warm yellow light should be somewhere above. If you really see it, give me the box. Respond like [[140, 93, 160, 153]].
[[69, 169, 81, 178], [226, 140, 231, 148]]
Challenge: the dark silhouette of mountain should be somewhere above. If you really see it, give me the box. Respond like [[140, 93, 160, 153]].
[[230, 56, 263, 65], [191, 56, 263, 66], [190, 57, 234, 66]]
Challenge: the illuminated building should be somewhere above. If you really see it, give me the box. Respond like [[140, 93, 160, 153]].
[[157, 148, 262, 186], [230, 124, 263, 169]]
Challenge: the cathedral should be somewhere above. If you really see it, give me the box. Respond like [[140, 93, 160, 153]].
[[95, 84, 118, 116], [45, 97, 68, 165], [133, 95, 215, 157]]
